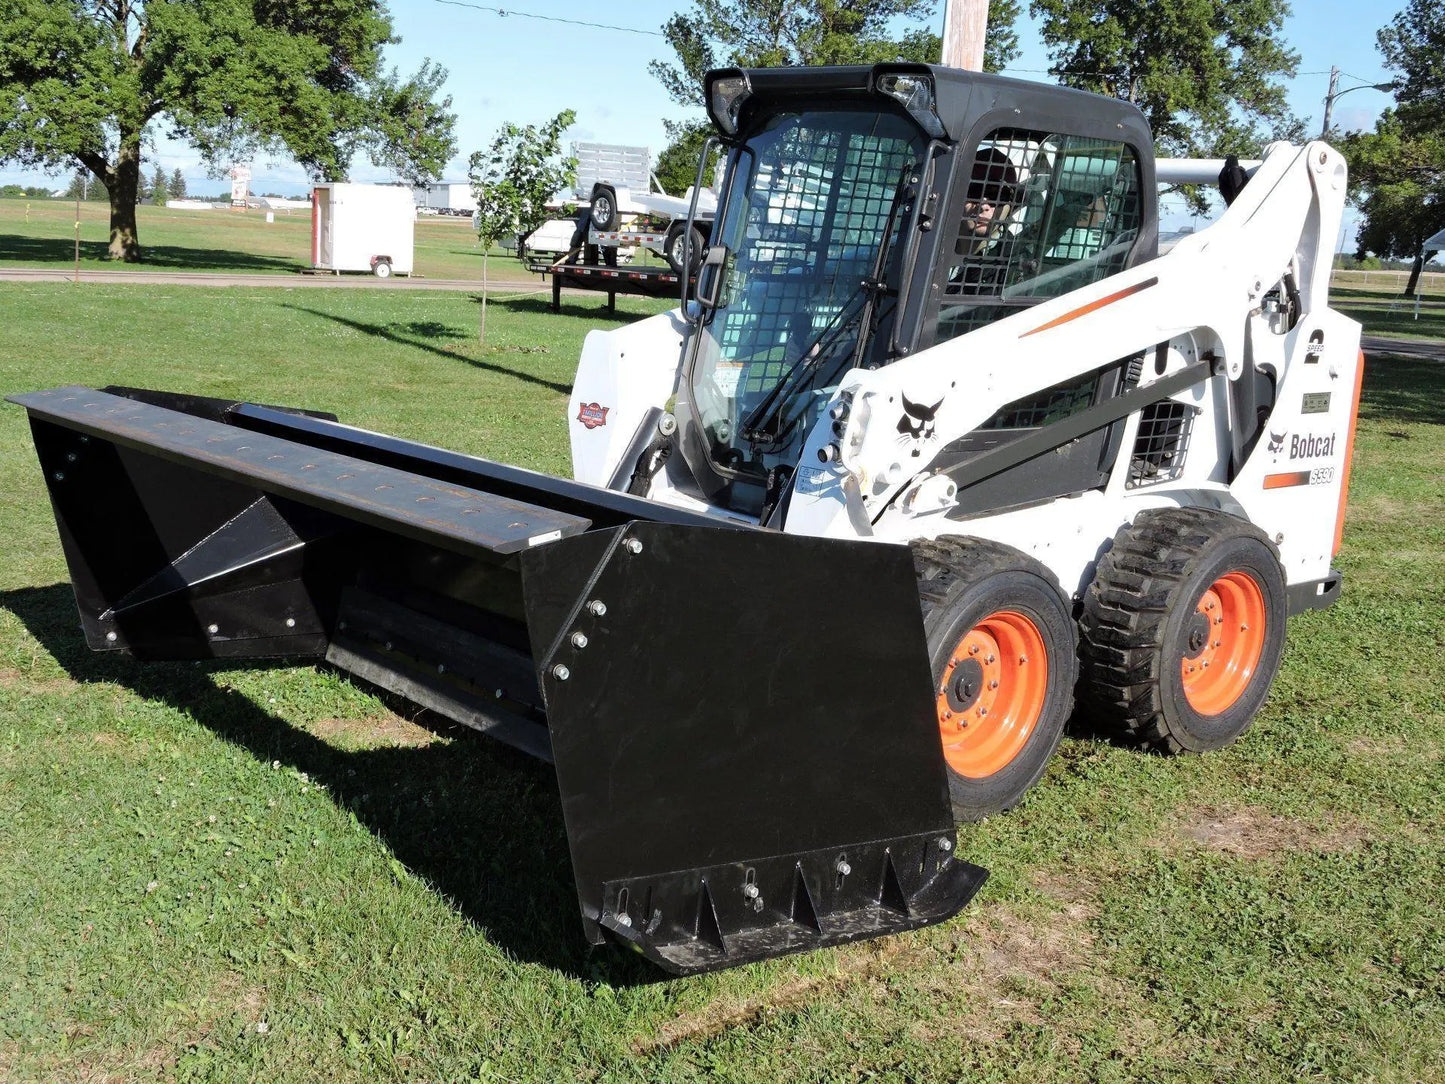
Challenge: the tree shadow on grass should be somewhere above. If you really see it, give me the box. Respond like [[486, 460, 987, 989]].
[[279, 303, 574, 394], [0, 582, 659, 985], [0, 234, 303, 273], [487, 292, 673, 326], [1358, 354, 1445, 427]]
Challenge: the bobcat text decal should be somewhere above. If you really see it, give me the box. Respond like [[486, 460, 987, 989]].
[[1289, 432, 1337, 460], [576, 403, 610, 430]]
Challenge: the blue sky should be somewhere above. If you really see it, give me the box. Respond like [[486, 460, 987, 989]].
[[4, 0, 1402, 241]]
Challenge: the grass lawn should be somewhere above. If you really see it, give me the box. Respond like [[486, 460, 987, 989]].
[[0, 197, 544, 281], [0, 284, 1442, 1082]]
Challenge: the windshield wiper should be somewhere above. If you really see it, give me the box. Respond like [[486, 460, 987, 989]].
[[739, 165, 915, 449]]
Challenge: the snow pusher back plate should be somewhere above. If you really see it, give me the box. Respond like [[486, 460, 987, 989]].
[[8, 386, 986, 974]]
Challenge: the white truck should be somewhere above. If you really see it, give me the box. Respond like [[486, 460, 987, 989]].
[[411, 181, 477, 216], [311, 183, 416, 278]]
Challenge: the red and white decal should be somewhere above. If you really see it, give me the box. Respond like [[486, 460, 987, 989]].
[[577, 403, 610, 430]]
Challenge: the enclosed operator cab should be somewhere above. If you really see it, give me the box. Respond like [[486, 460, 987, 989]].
[[664, 64, 1159, 523]]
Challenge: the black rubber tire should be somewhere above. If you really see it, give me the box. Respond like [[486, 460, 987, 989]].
[[914, 537, 1078, 823], [372, 258, 392, 279], [589, 185, 618, 231], [1077, 507, 1288, 754], [663, 221, 706, 275]]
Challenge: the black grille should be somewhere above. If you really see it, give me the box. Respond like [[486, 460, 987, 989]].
[[1127, 400, 1193, 487]]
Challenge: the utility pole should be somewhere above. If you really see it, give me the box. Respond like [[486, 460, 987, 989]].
[[1321, 68, 1394, 139], [941, 0, 989, 72], [1320, 66, 1340, 138]]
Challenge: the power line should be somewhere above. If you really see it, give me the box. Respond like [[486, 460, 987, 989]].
[[428, 0, 664, 37]]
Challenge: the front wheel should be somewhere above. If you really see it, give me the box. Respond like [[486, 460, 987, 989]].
[[915, 538, 1078, 823]]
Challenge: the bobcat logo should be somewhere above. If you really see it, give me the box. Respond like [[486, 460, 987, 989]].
[[896, 394, 943, 458], [1267, 429, 1286, 458]]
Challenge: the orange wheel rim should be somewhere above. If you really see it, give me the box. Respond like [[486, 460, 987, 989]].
[[936, 611, 1048, 779], [1180, 571, 1267, 715]]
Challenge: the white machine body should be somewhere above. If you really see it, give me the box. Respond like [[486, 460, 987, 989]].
[[570, 139, 1362, 602]]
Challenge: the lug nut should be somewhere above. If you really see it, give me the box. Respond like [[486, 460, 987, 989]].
[[989, 680, 999, 690], [587, 599, 607, 616], [570, 631, 589, 649], [552, 664, 570, 681]]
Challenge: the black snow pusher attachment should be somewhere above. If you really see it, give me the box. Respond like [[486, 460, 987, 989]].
[[9, 386, 985, 974]]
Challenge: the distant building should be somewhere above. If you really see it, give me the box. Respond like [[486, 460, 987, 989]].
[[411, 181, 476, 215]]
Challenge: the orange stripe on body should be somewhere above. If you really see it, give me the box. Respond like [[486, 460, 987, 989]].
[[1263, 471, 1311, 490], [1333, 350, 1367, 556], [1020, 277, 1158, 338]]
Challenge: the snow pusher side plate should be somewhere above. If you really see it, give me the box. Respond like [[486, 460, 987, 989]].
[[8, 386, 985, 974]]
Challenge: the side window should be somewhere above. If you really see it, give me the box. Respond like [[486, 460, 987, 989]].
[[936, 128, 1142, 344]]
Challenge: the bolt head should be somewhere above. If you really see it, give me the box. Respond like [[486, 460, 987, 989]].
[[570, 631, 589, 650], [968, 644, 979, 655], [835, 859, 852, 876], [938, 837, 953, 853], [105, 631, 117, 643], [552, 663, 570, 681], [66, 452, 77, 462], [285, 617, 296, 628], [743, 883, 759, 899], [978, 707, 988, 717], [616, 911, 632, 928], [587, 599, 607, 617], [624, 538, 643, 555], [437, 663, 447, 674], [207, 624, 219, 635], [52, 471, 65, 481], [989, 679, 999, 690]]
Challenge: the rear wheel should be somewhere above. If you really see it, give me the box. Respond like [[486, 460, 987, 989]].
[[915, 538, 1077, 822], [663, 221, 705, 275], [1077, 508, 1287, 753], [372, 258, 392, 279], [589, 185, 618, 231]]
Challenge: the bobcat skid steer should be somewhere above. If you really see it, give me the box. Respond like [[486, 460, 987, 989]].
[[10, 65, 1362, 976]]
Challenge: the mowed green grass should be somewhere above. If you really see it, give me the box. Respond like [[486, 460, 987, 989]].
[[0, 197, 533, 280], [0, 283, 1442, 1082]]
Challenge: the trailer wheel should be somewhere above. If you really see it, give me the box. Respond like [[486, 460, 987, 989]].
[[914, 538, 1077, 823], [1078, 508, 1287, 754], [590, 185, 618, 231], [372, 258, 392, 279], [663, 221, 706, 275]]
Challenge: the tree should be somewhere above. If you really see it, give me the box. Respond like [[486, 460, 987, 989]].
[[0, 1, 456, 262], [1342, 0, 1445, 297], [1029, 0, 1301, 178], [170, 168, 186, 200], [651, 1, 1020, 114], [150, 165, 169, 206], [649, 0, 1023, 199], [468, 110, 577, 343]]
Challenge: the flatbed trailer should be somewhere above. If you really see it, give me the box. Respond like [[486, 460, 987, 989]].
[[529, 260, 695, 312]]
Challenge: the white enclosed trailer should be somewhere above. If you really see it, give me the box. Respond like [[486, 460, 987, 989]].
[[311, 183, 416, 278]]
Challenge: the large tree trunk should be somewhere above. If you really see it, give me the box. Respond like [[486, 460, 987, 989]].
[[1404, 250, 1425, 298], [107, 137, 142, 262]]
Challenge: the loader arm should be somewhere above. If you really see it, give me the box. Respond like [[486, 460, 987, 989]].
[[786, 140, 1362, 601]]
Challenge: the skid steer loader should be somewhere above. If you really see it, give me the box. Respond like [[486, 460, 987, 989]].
[[10, 64, 1363, 976]]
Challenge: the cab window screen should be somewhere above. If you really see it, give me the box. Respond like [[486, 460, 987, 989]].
[[936, 129, 1142, 342]]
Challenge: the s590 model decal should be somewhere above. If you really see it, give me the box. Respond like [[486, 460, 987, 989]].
[[576, 403, 610, 430]]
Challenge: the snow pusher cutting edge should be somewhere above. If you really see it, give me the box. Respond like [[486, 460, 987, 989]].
[[7, 384, 986, 975]]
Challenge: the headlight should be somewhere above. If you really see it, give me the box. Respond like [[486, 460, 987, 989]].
[[875, 72, 945, 138], [707, 71, 752, 136]]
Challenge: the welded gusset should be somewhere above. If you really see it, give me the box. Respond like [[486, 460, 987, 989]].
[[597, 835, 986, 974]]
